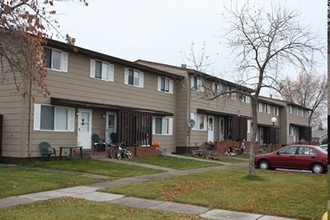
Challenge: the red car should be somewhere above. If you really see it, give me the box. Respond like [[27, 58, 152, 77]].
[[254, 145, 328, 174]]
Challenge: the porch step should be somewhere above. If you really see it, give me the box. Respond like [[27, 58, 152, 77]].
[[90, 151, 108, 159]]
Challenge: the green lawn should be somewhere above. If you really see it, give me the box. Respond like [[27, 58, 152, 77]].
[[1, 158, 327, 220], [0, 197, 206, 220], [131, 155, 221, 169], [22, 159, 164, 178], [102, 167, 327, 220], [0, 166, 101, 198]]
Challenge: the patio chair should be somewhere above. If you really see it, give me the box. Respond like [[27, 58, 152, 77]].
[[110, 132, 118, 144], [92, 134, 106, 151], [39, 142, 57, 161]]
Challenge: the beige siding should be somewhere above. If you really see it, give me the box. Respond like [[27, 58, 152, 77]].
[[188, 78, 251, 147], [278, 108, 288, 145], [45, 53, 176, 114], [175, 78, 189, 147], [29, 50, 177, 154], [0, 72, 29, 158]]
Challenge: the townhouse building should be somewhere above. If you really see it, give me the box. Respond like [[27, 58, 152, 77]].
[[258, 97, 311, 147], [137, 61, 312, 152], [0, 38, 312, 163], [136, 60, 253, 152], [0, 39, 183, 163]]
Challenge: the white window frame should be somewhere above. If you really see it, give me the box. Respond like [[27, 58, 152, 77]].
[[191, 76, 204, 92], [212, 82, 222, 95], [288, 125, 296, 136], [228, 87, 236, 100], [90, 59, 114, 81], [157, 76, 173, 94], [266, 104, 271, 114], [191, 113, 207, 131], [44, 47, 68, 72], [258, 103, 263, 113], [242, 95, 251, 103], [34, 104, 75, 132], [247, 119, 252, 133], [152, 117, 173, 135], [273, 106, 279, 116], [124, 68, 144, 88]]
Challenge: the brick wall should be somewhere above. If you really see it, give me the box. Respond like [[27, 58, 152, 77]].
[[127, 146, 161, 157]]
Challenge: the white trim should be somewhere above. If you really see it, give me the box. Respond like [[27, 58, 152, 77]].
[[61, 52, 68, 72], [68, 108, 75, 132], [33, 104, 41, 130]]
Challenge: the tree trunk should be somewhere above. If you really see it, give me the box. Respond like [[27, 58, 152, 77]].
[[248, 96, 258, 176]]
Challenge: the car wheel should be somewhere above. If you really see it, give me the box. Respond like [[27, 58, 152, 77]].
[[258, 160, 270, 170], [311, 163, 324, 174]]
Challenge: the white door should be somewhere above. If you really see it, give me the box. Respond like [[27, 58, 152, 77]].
[[259, 127, 264, 146], [77, 109, 92, 149], [207, 116, 214, 142], [219, 117, 225, 141], [105, 112, 117, 144]]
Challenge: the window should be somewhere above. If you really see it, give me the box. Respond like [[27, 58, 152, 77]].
[[34, 104, 75, 131], [257, 103, 263, 113], [242, 95, 250, 103], [124, 68, 144, 88], [191, 76, 204, 92], [247, 119, 252, 133], [212, 82, 222, 94], [279, 146, 297, 155], [228, 87, 236, 100], [266, 104, 271, 114], [157, 77, 173, 93], [44, 47, 68, 72], [289, 125, 296, 136], [298, 147, 316, 155], [90, 59, 114, 81], [153, 117, 173, 135], [191, 113, 207, 130], [272, 106, 279, 116]]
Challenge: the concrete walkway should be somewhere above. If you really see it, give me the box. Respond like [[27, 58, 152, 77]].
[[0, 154, 297, 220]]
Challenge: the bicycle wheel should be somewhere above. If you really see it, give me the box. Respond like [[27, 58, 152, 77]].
[[109, 146, 117, 159], [116, 149, 122, 160], [125, 150, 133, 159]]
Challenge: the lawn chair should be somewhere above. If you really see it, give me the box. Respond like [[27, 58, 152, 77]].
[[92, 134, 106, 151], [39, 142, 56, 161], [110, 132, 118, 145]]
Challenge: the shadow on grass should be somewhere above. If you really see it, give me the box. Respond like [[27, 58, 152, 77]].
[[241, 174, 268, 181]]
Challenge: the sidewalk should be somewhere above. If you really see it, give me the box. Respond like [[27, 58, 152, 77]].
[[0, 154, 297, 220]]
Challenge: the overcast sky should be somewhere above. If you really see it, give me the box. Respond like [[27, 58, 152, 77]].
[[53, 0, 327, 80]]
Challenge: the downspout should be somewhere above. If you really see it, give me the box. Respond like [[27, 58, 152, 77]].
[[187, 74, 191, 148], [27, 77, 32, 158]]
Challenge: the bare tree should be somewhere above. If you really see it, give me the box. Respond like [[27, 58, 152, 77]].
[[278, 71, 327, 128], [219, 2, 324, 176], [0, 0, 87, 97]]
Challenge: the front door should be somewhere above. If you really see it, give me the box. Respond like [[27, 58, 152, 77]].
[[219, 117, 225, 140], [105, 112, 117, 144], [77, 109, 92, 149], [208, 116, 214, 142], [259, 127, 264, 146]]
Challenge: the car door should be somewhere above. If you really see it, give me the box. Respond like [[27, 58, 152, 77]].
[[294, 146, 317, 169], [272, 146, 298, 168]]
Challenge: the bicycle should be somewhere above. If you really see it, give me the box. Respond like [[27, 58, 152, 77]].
[[109, 142, 133, 160]]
